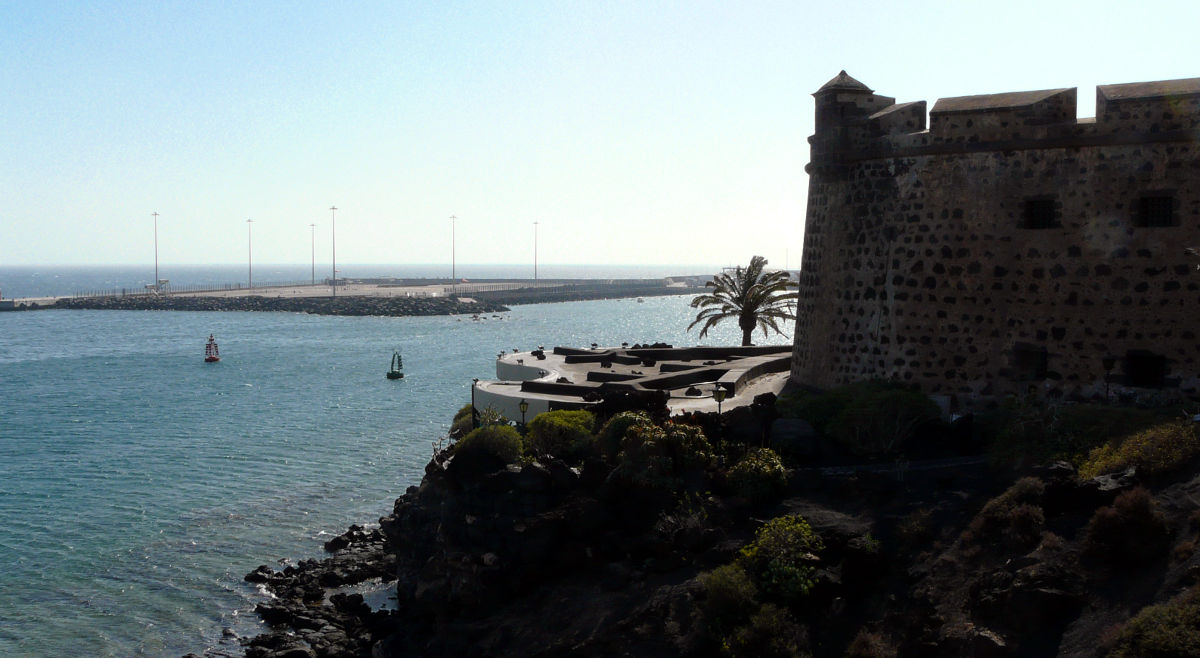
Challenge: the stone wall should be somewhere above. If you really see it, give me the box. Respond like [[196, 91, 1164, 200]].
[[792, 73, 1200, 405]]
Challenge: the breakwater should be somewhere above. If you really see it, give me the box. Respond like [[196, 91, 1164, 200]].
[[464, 282, 700, 305], [52, 295, 510, 317]]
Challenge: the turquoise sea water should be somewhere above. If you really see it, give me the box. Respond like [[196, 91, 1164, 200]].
[[0, 295, 792, 656]]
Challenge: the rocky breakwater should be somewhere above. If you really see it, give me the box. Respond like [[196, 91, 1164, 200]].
[[54, 295, 509, 317], [234, 525, 398, 658]]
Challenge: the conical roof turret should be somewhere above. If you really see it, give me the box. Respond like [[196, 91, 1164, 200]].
[[816, 70, 872, 95]]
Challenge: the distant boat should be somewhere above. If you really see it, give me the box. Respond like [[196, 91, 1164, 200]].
[[387, 350, 404, 379], [204, 335, 221, 363], [637, 297, 645, 303]]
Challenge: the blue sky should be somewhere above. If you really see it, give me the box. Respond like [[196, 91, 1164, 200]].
[[2, 1, 1197, 268]]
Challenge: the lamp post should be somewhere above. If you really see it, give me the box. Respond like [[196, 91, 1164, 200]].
[[1103, 355, 1117, 402], [519, 399, 529, 428], [450, 214, 456, 282], [330, 205, 338, 297], [713, 386, 727, 415], [471, 378, 480, 429], [152, 211, 159, 292], [533, 221, 539, 281], [246, 218, 254, 289], [309, 223, 316, 285]]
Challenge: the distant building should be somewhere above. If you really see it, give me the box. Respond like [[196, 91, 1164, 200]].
[[791, 71, 1200, 404]]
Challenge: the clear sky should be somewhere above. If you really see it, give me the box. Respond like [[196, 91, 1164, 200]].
[[2, 1, 1197, 268]]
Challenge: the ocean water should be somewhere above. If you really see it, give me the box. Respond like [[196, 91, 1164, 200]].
[[0, 293, 793, 657]]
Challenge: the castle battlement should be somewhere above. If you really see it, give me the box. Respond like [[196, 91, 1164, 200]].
[[810, 72, 1200, 171], [792, 72, 1200, 406]]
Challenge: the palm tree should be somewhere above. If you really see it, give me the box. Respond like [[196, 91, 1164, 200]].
[[688, 256, 798, 346]]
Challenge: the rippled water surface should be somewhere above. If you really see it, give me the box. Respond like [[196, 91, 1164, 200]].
[[0, 297, 791, 656]]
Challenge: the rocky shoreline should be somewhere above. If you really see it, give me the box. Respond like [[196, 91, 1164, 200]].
[[52, 295, 510, 317], [203, 394, 1200, 658]]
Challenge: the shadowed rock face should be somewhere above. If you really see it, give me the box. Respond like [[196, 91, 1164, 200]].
[[54, 295, 509, 317]]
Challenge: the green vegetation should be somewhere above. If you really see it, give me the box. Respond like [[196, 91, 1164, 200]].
[[727, 447, 788, 504], [454, 424, 524, 464], [737, 514, 825, 603], [449, 403, 474, 438], [688, 255, 797, 346], [613, 421, 714, 493], [776, 381, 939, 458], [698, 563, 759, 638], [983, 397, 1171, 467], [1078, 419, 1200, 479], [723, 603, 809, 658], [596, 411, 654, 463], [525, 409, 596, 462], [1106, 586, 1200, 658]]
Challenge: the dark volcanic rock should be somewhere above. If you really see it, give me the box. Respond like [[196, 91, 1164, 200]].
[[55, 294, 509, 318]]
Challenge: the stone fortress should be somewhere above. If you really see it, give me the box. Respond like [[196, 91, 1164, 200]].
[[790, 71, 1200, 405]]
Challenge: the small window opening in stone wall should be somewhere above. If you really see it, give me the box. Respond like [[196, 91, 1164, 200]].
[[1022, 198, 1059, 229], [1122, 350, 1168, 388], [1135, 193, 1177, 227], [1012, 343, 1048, 380]]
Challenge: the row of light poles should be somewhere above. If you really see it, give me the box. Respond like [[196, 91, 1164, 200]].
[[448, 215, 540, 281], [152, 209, 339, 291], [153, 211, 546, 291]]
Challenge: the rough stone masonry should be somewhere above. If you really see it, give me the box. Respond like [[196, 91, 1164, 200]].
[[791, 71, 1200, 406]]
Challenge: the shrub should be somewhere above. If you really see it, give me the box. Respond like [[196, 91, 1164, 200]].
[[895, 508, 934, 554], [613, 421, 714, 493], [845, 629, 896, 658], [727, 448, 788, 504], [1078, 420, 1200, 479], [777, 381, 939, 458], [829, 385, 940, 458], [697, 563, 758, 637], [1173, 540, 1196, 563], [723, 604, 809, 658], [965, 477, 1045, 550], [526, 409, 596, 461], [597, 411, 654, 462], [449, 403, 474, 439], [985, 398, 1170, 467], [1083, 486, 1170, 565], [1106, 586, 1200, 658], [455, 424, 524, 465], [738, 515, 824, 603]]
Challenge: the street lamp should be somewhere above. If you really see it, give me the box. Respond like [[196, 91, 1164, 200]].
[[246, 218, 254, 289], [152, 211, 159, 292], [471, 378, 480, 429], [450, 214, 456, 282], [330, 205, 338, 297], [309, 223, 316, 285], [1102, 355, 1117, 402], [519, 399, 529, 427], [713, 386, 727, 415], [533, 221, 539, 281]]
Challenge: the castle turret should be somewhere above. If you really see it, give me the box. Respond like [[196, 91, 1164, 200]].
[[810, 71, 895, 170]]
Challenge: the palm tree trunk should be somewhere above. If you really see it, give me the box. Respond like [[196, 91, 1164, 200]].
[[742, 327, 753, 346]]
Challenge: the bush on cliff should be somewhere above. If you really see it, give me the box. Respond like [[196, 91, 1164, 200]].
[[985, 397, 1167, 467], [450, 424, 524, 476], [596, 411, 653, 463], [697, 563, 759, 638], [737, 514, 824, 604], [963, 476, 1045, 550], [776, 381, 939, 458], [612, 421, 713, 493], [1078, 419, 1200, 480], [1084, 486, 1171, 565], [449, 404, 474, 439], [526, 410, 595, 462], [727, 448, 788, 504], [1106, 585, 1200, 658]]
